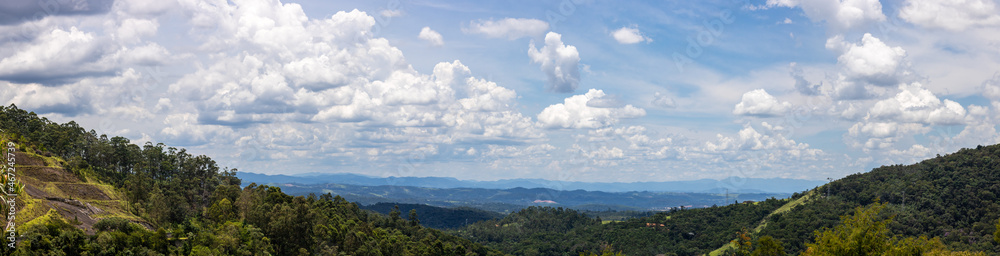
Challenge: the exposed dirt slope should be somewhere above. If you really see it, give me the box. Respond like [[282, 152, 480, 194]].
[[13, 151, 142, 235]]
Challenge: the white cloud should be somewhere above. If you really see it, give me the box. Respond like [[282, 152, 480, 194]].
[[0, 81, 92, 115], [537, 89, 646, 129], [380, 9, 403, 18], [0, 26, 117, 84], [868, 83, 967, 125], [117, 18, 159, 44], [528, 32, 581, 93], [160, 113, 233, 146], [845, 121, 929, 150], [464, 18, 549, 40], [844, 83, 970, 153], [651, 92, 676, 108], [418, 26, 444, 46], [899, 0, 1000, 31], [982, 72, 1000, 101], [122, 43, 171, 65], [169, 2, 544, 145], [703, 123, 822, 161], [733, 89, 791, 116], [611, 25, 652, 44], [765, 0, 886, 31], [835, 33, 911, 86]]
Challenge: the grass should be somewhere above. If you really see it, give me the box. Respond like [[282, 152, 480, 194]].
[[16, 198, 52, 226], [706, 190, 819, 255], [708, 243, 734, 256]]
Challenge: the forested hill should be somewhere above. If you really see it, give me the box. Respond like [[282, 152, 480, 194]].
[[759, 144, 1000, 253], [455, 144, 1000, 255], [0, 104, 502, 255]]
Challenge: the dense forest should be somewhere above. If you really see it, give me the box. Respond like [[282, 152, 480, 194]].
[[360, 203, 503, 230], [0, 104, 501, 255], [758, 144, 1000, 254], [453, 199, 787, 255]]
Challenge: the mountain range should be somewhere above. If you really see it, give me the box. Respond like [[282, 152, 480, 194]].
[[237, 171, 826, 194]]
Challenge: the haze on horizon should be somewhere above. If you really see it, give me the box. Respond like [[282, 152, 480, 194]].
[[1, 0, 998, 183]]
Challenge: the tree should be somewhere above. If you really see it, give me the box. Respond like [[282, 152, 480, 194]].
[[390, 205, 401, 221], [994, 218, 1000, 244], [752, 236, 785, 256], [732, 227, 752, 256], [409, 209, 420, 226]]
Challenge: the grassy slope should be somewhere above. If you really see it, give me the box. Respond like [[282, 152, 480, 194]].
[[3, 135, 143, 234], [707, 190, 818, 256]]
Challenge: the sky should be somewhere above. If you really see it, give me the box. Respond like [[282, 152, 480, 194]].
[[1, 0, 1000, 183]]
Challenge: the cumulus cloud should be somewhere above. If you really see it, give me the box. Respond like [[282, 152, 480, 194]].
[[845, 83, 970, 153], [868, 83, 967, 125], [528, 32, 581, 93], [165, 1, 544, 146], [0, 81, 92, 115], [733, 89, 791, 117], [899, 0, 1000, 31], [537, 89, 646, 129], [0, 26, 116, 84], [418, 26, 444, 46], [611, 25, 652, 44], [834, 33, 911, 87], [704, 123, 822, 160], [846, 121, 929, 150], [764, 0, 886, 31], [464, 18, 549, 40]]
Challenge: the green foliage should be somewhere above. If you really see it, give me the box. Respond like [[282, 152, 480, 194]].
[[751, 236, 784, 256], [803, 202, 984, 256], [361, 203, 504, 230], [994, 218, 1000, 245], [93, 217, 142, 233], [579, 246, 625, 256], [410, 208, 420, 226], [457, 199, 786, 256], [761, 144, 1000, 253], [731, 227, 752, 256], [803, 202, 896, 255]]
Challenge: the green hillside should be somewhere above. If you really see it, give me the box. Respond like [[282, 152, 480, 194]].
[[759, 144, 1000, 253], [0, 104, 502, 255], [454, 144, 1000, 255]]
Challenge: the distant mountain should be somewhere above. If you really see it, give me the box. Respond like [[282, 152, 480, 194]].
[[258, 181, 788, 213], [238, 172, 826, 194]]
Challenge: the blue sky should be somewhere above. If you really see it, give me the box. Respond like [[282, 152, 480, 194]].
[[2, 0, 1000, 182]]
